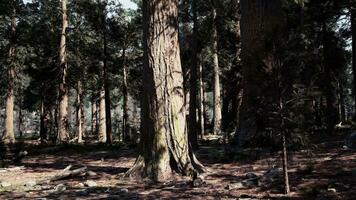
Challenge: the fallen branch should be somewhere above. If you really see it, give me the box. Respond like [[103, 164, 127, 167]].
[[38, 165, 87, 184]]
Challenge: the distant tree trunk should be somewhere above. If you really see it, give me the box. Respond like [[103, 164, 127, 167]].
[[235, 0, 283, 146], [198, 62, 205, 138], [99, 62, 107, 143], [212, 4, 222, 136], [57, 0, 69, 144], [76, 80, 84, 143], [91, 94, 98, 135], [338, 81, 346, 122], [126, 0, 204, 182], [18, 82, 23, 138], [40, 99, 46, 143], [103, 34, 112, 144], [122, 47, 129, 142], [2, 8, 16, 144], [322, 11, 339, 134], [189, 0, 199, 149]]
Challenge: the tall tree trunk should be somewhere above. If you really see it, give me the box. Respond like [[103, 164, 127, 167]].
[[103, 34, 112, 144], [189, 0, 199, 149], [91, 94, 98, 135], [235, 0, 283, 146], [322, 11, 340, 134], [212, 4, 222, 136], [57, 0, 69, 144], [99, 62, 107, 143], [122, 47, 129, 142], [76, 80, 84, 143], [126, 0, 204, 182], [198, 62, 205, 138], [2, 8, 16, 144]]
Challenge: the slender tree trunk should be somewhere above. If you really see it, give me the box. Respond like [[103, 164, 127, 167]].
[[40, 99, 46, 143], [2, 8, 16, 144], [198, 62, 205, 138], [212, 5, 222, 136], [122, 47, 129, 142], [189, 0, 199, 149], [338, 81, 346, 122], [322, 11, 340, 134], [18, 103, 23, 139], [91, 94, 98, 135], [99, 62, 107, 143], [57, 0, 69, 144], [76, 80, 84, 143], [282, 129, 290, 194], [126, 0, 204, 182], [18, 81, 23, 138]]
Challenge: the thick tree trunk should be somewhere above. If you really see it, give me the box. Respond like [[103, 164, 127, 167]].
[[122, 48, 129, 142], [235, 0, 283, 146], [76, 80, 84, 143], [198, 62, 205, 138], [127, 0, 203, 182], [57, 0, 69, 144], [189, 0, 199, 149], [91, 95, 98, 135], [212, 6, 222, 136], [2, 8, 16, 144], [351, 1, 356, 116], [99, 63, 107, 143]]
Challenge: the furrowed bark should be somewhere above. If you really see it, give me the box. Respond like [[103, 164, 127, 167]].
[[57, 0, 69, 144]]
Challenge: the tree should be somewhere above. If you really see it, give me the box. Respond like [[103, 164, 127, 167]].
[[2, 5, 17, 144], [126, 0, 203, 182], [98, 61, 107, 143], [235, 0, 284, 146], [350, 0, 356, 115], [57, 0, 70, 144], [189, 0, 199, 149], [212, 1, 222, 136]]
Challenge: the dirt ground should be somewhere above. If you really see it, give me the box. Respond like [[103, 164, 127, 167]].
[[0, 134, 355, 200]]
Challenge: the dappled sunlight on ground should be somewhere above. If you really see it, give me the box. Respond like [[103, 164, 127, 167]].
[[0, 135, 355, 199]]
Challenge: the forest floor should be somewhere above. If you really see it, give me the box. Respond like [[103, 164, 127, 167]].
[[0, 132, 355, 200]]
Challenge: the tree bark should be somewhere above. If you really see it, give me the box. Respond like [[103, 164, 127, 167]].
[[103, 33, 112, 144], [338, 81, 346, 122], [235, 0, 283, 146], [76, 80, 84, 143], [189, 0, 199, 149], [2, 7, 16, 144], [198, 62, 205, 138], [91, 94, 98, 135], [122, 48, 129, 142], [57, 0, 69, 144], [212, 5, 222, 136], [351, 1, 356, 116], [99, 62, 107, 143], [127, 0, 204, 182]]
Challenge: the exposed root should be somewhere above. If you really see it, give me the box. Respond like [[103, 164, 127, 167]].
[[122, 156, 145, 181]]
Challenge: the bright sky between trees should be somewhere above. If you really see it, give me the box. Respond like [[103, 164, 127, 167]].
[[22, 0, 138, 10]]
